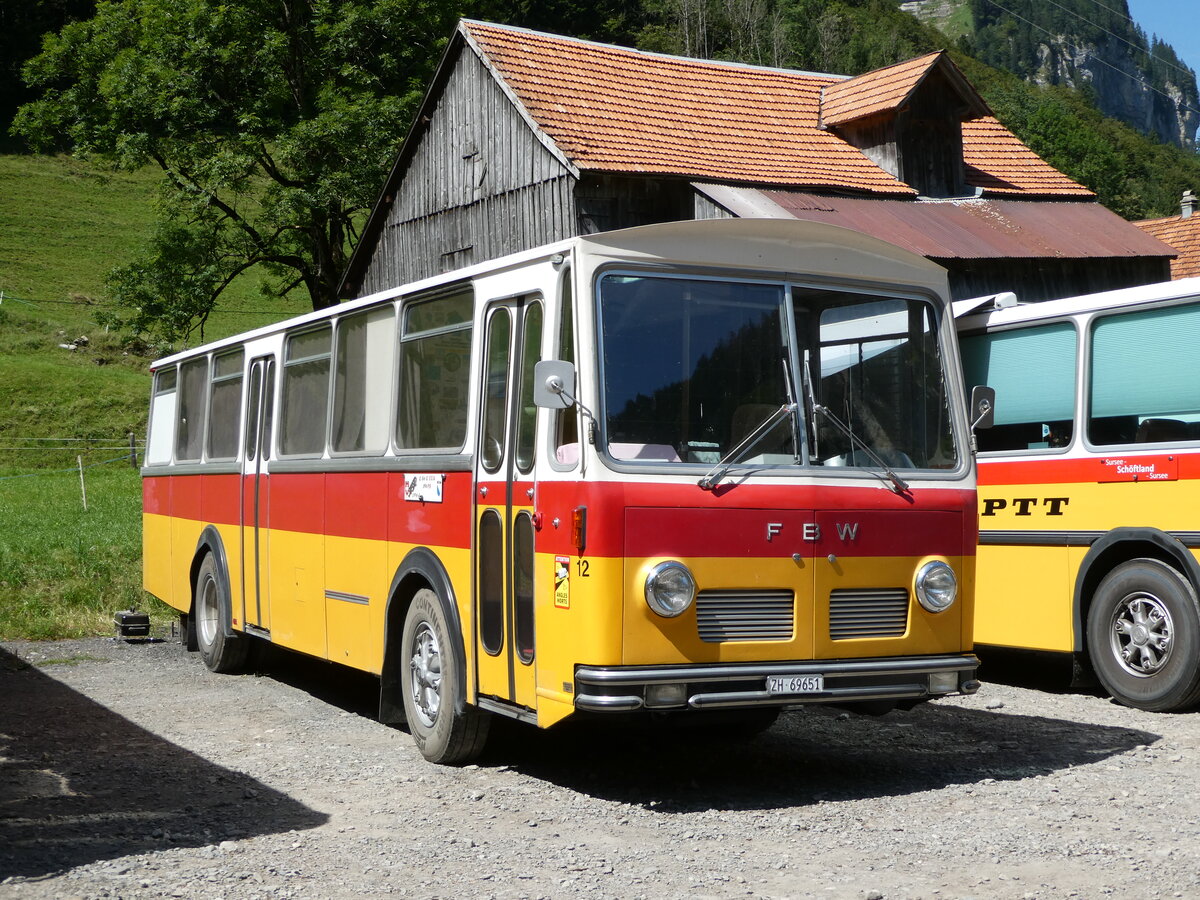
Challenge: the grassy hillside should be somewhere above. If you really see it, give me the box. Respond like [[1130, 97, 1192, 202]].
[[0, 153, 308, 639], [0, 154, 309, 472]]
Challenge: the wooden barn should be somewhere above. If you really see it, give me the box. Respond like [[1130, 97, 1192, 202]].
[[340, 21, 1173, 302]]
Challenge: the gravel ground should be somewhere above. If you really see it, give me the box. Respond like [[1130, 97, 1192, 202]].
[[2, 634, 1198, 900]]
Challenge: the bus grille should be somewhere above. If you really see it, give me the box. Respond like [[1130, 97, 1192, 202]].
[[829, 588, 909, 640], [696, 590, 794, 643]]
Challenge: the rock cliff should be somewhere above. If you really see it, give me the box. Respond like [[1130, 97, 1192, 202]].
[[901, 0, 1199, 149]]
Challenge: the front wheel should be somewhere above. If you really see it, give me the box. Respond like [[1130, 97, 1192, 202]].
[[400, 588, 490, 764], [1086, 558, 1200, 712]]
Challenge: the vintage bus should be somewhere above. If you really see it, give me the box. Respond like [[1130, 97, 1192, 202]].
[[143, 218, 980, 764], [958, 278, 1200, 712]]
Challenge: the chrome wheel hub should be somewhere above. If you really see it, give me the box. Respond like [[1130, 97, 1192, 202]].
[[198, 577, 219, 649], [409, 622, 442, 728], [1110, 593, 1174, 677]]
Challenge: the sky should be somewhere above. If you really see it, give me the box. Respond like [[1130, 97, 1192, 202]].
[[1126, 0, 1200, 77]]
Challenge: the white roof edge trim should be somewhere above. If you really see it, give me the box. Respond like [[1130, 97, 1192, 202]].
[[955, 276, 1200, 330], [150, 237, 579, 369]]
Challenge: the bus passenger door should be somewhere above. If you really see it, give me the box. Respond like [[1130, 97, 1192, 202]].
[[474, 297, 543, 715], [240, 356, 275, 636]]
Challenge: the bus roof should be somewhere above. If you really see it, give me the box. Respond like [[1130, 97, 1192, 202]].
[[955, 276, 1200, 331], [151, 218, 950, 369]]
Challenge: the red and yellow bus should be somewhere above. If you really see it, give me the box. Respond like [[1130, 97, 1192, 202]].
[[959, 278, 1200, 711], [144, 218, 980, 763]]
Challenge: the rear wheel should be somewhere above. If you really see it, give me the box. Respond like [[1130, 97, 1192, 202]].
[[400, 588, 490, 764], [1086, 558, 1200, 712], [194, 554, 251, 674]]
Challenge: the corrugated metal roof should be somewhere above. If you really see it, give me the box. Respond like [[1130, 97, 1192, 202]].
[[1135, 214, 1200, 278], [697, 185, 1176, 260]]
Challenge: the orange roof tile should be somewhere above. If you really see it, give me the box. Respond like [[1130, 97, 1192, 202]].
[[821, 52, 944, 126], [962, 118, 1093, 196], [1136, 215, 1200, 278], [460, 21, 1091, 198], [464, 21, 913, 194]]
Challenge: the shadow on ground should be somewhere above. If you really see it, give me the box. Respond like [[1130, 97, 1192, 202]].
[[485, 697, 1158, 812], [0, 646, 328, 880], [233, 640, 1157, 814]]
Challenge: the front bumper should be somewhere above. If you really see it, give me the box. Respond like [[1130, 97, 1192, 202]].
[[574, 654, 980, 712]]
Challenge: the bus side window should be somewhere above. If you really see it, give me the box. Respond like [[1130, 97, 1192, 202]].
[[397, 288, 473, 451], [1090, 304, 1200, 446], [207, 350, 244, 461], [960, 322, 1076, 452], [280, 326, 332, 457], [553, 277, 578, 465], [175, 357, 210, 462], [332, 306, 395, 454], [147, 367, 178, 465]]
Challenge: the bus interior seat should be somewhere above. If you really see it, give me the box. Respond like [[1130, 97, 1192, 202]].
[[1136, 418, 1189, 443]]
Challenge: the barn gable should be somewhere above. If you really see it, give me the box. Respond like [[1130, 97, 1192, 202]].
[[350, 36, 578, 295]]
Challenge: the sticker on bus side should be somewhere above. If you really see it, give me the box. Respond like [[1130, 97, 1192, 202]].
[[404, 473, 445, 502], [554, 556, 570, 609], [1096, 455, 1179, 483]]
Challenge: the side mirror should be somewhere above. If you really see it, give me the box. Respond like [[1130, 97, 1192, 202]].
[[970, 385, 995, 431], [533, 359, 576, 409]]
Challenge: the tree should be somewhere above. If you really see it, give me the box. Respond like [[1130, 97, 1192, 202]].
[[13, 0, 460, 342]]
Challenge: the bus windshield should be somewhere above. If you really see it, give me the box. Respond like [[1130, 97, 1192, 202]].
[[598, 273, 957, 471]]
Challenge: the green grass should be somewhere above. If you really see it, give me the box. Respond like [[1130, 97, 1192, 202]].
[[0, 152, 309, 637], [0, 466, 172, 640]]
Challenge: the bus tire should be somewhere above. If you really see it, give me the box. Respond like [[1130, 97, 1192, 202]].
[[1086, 558, 1200, 712], [400, 588, 490, 764], [194, 553, 251, 674]]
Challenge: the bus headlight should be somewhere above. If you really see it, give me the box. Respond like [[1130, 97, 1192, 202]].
[[644, 561, 696, 618], [915, 561, 957, 613]]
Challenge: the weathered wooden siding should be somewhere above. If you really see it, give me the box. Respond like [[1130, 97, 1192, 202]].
[[946, 257, 1171, 303], [358, 47, 577, 294], [576, 175, 695, 233]]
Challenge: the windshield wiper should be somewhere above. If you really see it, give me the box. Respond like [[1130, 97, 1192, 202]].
[[801, 354, 909, 495], [698, 402, 798, 491]]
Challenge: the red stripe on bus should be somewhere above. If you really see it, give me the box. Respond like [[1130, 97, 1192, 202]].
[[979, 452, 1200, 486], [623, 507, 965, 559], [148, 471, 973, 558]]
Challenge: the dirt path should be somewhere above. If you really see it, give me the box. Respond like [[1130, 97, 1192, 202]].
[[2, 636, 1198, 899]]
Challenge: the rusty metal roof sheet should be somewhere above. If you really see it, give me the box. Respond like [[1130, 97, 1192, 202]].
[[697, 186, 1174, 260]]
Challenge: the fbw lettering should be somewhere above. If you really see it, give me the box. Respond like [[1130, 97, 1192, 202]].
[[981, 497, 1070, 516]]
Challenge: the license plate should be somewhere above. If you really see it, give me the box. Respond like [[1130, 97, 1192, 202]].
[[766, 674, 824, 695]]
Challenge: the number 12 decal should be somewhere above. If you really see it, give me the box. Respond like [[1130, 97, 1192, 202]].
[[576, 559, 590, 577]]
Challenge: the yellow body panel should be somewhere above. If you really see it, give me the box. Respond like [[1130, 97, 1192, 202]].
[[325, 534, 388, 671], [974, 544, 1072, 651], [143, 512, 176, 609], [976, 474, 1200, 652], [619, 554, 969, 665]]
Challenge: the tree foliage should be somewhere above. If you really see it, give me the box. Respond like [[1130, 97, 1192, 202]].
[[13, 0, 458, 341], [13, 0, 1200, 343]]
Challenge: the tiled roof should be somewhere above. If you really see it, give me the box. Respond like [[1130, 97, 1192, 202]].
[[1136, 214, 1200, 278], [463, 21, 912, 193], [462, 21, 1091, 198], [821, 52, 945, 126], [962, 117, 1092, 196]]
